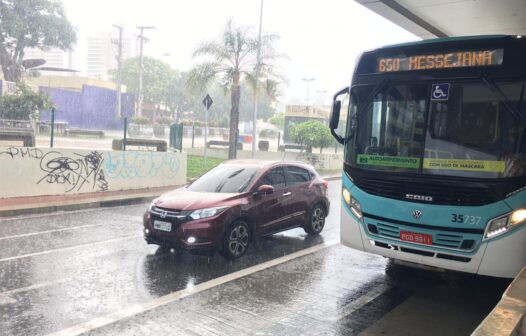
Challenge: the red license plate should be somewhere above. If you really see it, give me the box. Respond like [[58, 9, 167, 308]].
[[400, 231, 433, 245]]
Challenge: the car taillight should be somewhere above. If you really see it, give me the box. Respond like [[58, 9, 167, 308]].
[[322, 179, 328, 189]]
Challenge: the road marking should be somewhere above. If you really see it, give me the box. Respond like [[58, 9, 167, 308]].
[[329, 283, 391, 321], [0, 234, 141, 263], [47, 240, 339, 336], [0, 223, 107, 241], [2, 277, 74, 297], [0, 293, 16, 305]]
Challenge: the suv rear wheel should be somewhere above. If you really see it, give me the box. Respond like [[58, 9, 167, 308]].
[[304, 204, 325, 235]]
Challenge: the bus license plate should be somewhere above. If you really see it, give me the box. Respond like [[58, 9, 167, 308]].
[[400, 231, 432, 245], [153, 220, 172, 232]]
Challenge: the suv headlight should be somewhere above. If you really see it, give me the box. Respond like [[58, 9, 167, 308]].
[[485, 209, 526, 239], [190, 206, 228, 220], [342, 187, 363, 221]]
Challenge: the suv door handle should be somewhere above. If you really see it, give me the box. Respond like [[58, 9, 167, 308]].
[[283, 192, 292, 196]]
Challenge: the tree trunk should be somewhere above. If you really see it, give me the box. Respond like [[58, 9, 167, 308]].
[[0, 52, 21, 82], [228, 73, 241, 159]]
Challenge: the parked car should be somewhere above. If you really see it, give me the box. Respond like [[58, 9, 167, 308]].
[[143, 160, 330, 259]]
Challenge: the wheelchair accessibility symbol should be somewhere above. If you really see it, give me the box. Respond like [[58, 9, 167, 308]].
[[431, 83, 450, 101]]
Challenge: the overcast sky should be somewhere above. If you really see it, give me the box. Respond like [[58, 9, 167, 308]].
[[62, 0, 417, 104]]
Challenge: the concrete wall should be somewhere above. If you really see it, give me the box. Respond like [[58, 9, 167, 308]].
[[0, 147, 186, 198], [186, 147, 344, 171]]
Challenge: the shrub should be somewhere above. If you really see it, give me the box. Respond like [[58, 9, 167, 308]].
[[269, 114, 284, 129], [0, 82, 51, 120], [290, 120, 333, 154], [157, 117, 174, 125], [131, 116, 151, 125]]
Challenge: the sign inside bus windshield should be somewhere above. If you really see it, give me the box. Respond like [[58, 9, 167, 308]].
[[377, 49, 504, 73]]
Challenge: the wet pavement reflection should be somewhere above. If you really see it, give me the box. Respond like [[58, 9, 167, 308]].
[[0, 179, 511, 336]]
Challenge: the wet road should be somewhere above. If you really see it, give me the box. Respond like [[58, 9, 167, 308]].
[[0, 180, 511, 335]]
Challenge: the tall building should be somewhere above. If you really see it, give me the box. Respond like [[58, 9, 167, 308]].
[[23, 48, 73, 70], [86, 32, 136, 80]]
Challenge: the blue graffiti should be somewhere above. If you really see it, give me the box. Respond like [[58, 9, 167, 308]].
[[104, 152, 180, 180]]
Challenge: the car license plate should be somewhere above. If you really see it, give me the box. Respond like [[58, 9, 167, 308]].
[[400, 231, 432, 245], [153, 220, 172, 232]]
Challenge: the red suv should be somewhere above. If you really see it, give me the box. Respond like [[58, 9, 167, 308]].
[[143, 160, 330, 259]]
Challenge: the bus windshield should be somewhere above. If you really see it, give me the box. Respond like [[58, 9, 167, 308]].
[[346, 81, 526, 178]]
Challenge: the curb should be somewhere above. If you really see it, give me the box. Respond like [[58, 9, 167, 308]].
[[0, 196, 156, 218], [472, 266, 526, 336], [0, 185, 184, 218]]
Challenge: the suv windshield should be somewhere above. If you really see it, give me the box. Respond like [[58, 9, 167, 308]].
[[346, 81, 526, 178], [187, 165, 260, 193]]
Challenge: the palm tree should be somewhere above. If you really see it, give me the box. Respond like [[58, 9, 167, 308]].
[[188, 20, 283, 159]]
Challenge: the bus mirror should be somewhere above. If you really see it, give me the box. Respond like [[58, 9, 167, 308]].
[[330, 100, 341, 130]]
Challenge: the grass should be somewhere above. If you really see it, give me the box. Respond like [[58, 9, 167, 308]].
[[187, 155, 225, 181]]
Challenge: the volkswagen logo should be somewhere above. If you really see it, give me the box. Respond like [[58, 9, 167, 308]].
[[160, 210, 168, 219], [412, 210, 423, 220]]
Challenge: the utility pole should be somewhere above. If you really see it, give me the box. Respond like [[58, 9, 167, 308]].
[[112, 24, 123, 118], [302, 78, 316, 106], [252, 0, 264, 158], [136, 25, 155, 117]]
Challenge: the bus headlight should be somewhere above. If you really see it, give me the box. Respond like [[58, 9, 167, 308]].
[[342, 187, 363, 221], [485, 209, 526, 239]]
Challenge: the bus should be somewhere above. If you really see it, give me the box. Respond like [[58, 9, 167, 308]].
[[329, 35, 526, 278]]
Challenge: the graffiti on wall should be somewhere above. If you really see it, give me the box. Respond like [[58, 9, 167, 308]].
[[0, 147, 44, 159], [104, 152, 180, 180], [0, 147, 108, 192]]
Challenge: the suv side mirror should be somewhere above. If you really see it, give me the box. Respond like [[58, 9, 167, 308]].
[[256, 184, 274, 196]]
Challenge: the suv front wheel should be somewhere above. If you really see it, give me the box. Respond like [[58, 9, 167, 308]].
[[220, 220, 250, 260]]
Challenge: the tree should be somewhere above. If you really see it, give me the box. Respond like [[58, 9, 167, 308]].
[[0, 0, 76, 81], [114, 57, 192, 122], [269, 113, 284, 129], [188, 20, 283, 159], [116, 57, 173, 106], [164, 71, 191, 123], [290, 121, 333, 154], [0, 82, 51, 120], [238, 83, 275, 122]]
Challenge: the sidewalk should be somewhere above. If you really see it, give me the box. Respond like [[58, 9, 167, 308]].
[[0, 185, 178, 217], [0, 174, 341, 218]]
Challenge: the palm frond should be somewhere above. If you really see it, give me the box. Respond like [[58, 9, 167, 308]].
[[185, 62, 221, 92]]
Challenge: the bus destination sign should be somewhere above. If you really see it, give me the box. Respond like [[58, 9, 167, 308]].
[[377, 49, 504, 73]]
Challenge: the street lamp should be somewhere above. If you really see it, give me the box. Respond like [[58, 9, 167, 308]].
[[302, 78, 316, 105], [252, 0, 264, 159]]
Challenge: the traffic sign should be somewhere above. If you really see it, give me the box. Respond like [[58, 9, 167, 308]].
[[202, 94, 213, 109]]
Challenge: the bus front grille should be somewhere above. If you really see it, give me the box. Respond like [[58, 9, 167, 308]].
[[367, 220, 480, 252], [355, 177, 498, 206]]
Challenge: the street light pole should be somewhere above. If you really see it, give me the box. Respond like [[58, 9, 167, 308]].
[[252, 0, 264, 159], [302, 78, 316, 106], [136, 25, 155, 117], [113, 24, 123, 119]]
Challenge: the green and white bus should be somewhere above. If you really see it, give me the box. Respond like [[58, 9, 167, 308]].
[[330, 35, 526, 278]]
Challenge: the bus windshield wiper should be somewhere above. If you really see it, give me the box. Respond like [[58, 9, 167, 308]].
[[481, 76, 526, 124]]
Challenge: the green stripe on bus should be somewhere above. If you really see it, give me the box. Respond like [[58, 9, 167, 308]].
[[357, 155, 420, 169]]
